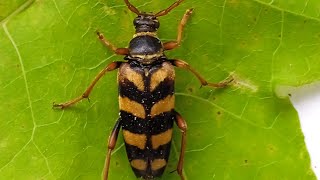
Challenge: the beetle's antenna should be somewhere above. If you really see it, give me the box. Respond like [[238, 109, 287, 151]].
[[155, 0, 184, 17], [124, 0, 140, 15]]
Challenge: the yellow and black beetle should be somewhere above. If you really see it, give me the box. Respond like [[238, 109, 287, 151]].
[[53, 0, 232, 179]]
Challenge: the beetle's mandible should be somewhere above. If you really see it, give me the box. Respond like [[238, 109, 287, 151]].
[[53, 0, 233, 179]]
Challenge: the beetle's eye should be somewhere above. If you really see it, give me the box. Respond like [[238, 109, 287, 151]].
[[154, 20, 160, 28], [133, 16, 140, 26]]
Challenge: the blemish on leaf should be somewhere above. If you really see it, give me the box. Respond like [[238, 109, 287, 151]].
[[240, 41, 247, 48], [187, 87, 193, 93], [232, 74, 258, 93], [103, 6, 116, 16], [197, 131, 202, 137], [267, 144, 277, 153], [252, 34, 257, 39], [186, 99, 192, 105], [217, 111, 221, 115], [274, 85, 296, 99], [229, 0, 240, 5]]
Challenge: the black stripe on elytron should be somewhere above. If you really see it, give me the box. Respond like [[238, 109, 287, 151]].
[[150, 78, 174, 100], [150, 166, 166, 178], [120, 110, 175, 134], [131, 168, 148, 179], [131, 166, 167, 179], [119, 78, 174, 106], [124, 141, 172, 161], [118, 79, 144, 104]]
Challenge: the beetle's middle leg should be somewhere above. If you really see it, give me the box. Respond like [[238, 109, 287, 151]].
[[97, 31, 129, 55], [103, 119, 121, 180], [53, 61, 122, 109], [171, 59, 233, 88], [163, 8, 193, 50], [174, 110, 187, 180]]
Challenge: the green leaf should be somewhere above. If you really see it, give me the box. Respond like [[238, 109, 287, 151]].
[[0, 0, 318, 179]]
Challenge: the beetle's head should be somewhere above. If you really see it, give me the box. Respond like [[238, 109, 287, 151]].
[[124, 0, 183, 33], [133, 14, 159, 33]]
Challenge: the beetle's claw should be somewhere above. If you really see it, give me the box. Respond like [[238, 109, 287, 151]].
[[52, 102, 65, 109]]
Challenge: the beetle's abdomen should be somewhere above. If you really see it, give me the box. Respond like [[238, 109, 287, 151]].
[[129, 35, 163, 55], [118, 61, 175, 179]]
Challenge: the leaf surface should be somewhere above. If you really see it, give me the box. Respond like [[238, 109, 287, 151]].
[[0, 0, 319, 179]]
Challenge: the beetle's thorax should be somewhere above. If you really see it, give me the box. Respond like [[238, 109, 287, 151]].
[[128, 14, 164, 64]]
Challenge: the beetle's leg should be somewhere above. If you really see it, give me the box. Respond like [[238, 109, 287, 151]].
[[103, 119, 122, 180], [170, 59, 233, 88], [163, 8, 193, 51], [53, 61, 122, 109], [96, 31, 129, 55], [155, 0, 184, 17], [174, 111, 187, 180]]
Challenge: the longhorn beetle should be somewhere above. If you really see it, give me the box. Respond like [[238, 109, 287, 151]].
[[53, 0, 232, 179]]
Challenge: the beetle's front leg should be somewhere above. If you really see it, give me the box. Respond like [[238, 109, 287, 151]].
[[170, 59, 233, 88], [96, 31, 129, 55], [53, 61, 122, 109], [163, 8, 193, 51]]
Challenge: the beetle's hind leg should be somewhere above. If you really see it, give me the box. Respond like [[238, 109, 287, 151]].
[[103, 119, 122, 180], [174, 111, 187, 180], [96, 31, 129, 55], [163, 8, 193, 51]]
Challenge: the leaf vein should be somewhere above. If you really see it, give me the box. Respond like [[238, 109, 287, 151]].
[[3, 24, 37, 138], [218, 0, 227, 45], [51, 0, 68, 24], [253, 0, 320, 22], [301, 0, 310, 14], [271, 11, 284, 86], [0, 140, 31, 172], [176, 92, 267, 129], [33, 141, 53, 176], [0, 0, 35, 25]]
